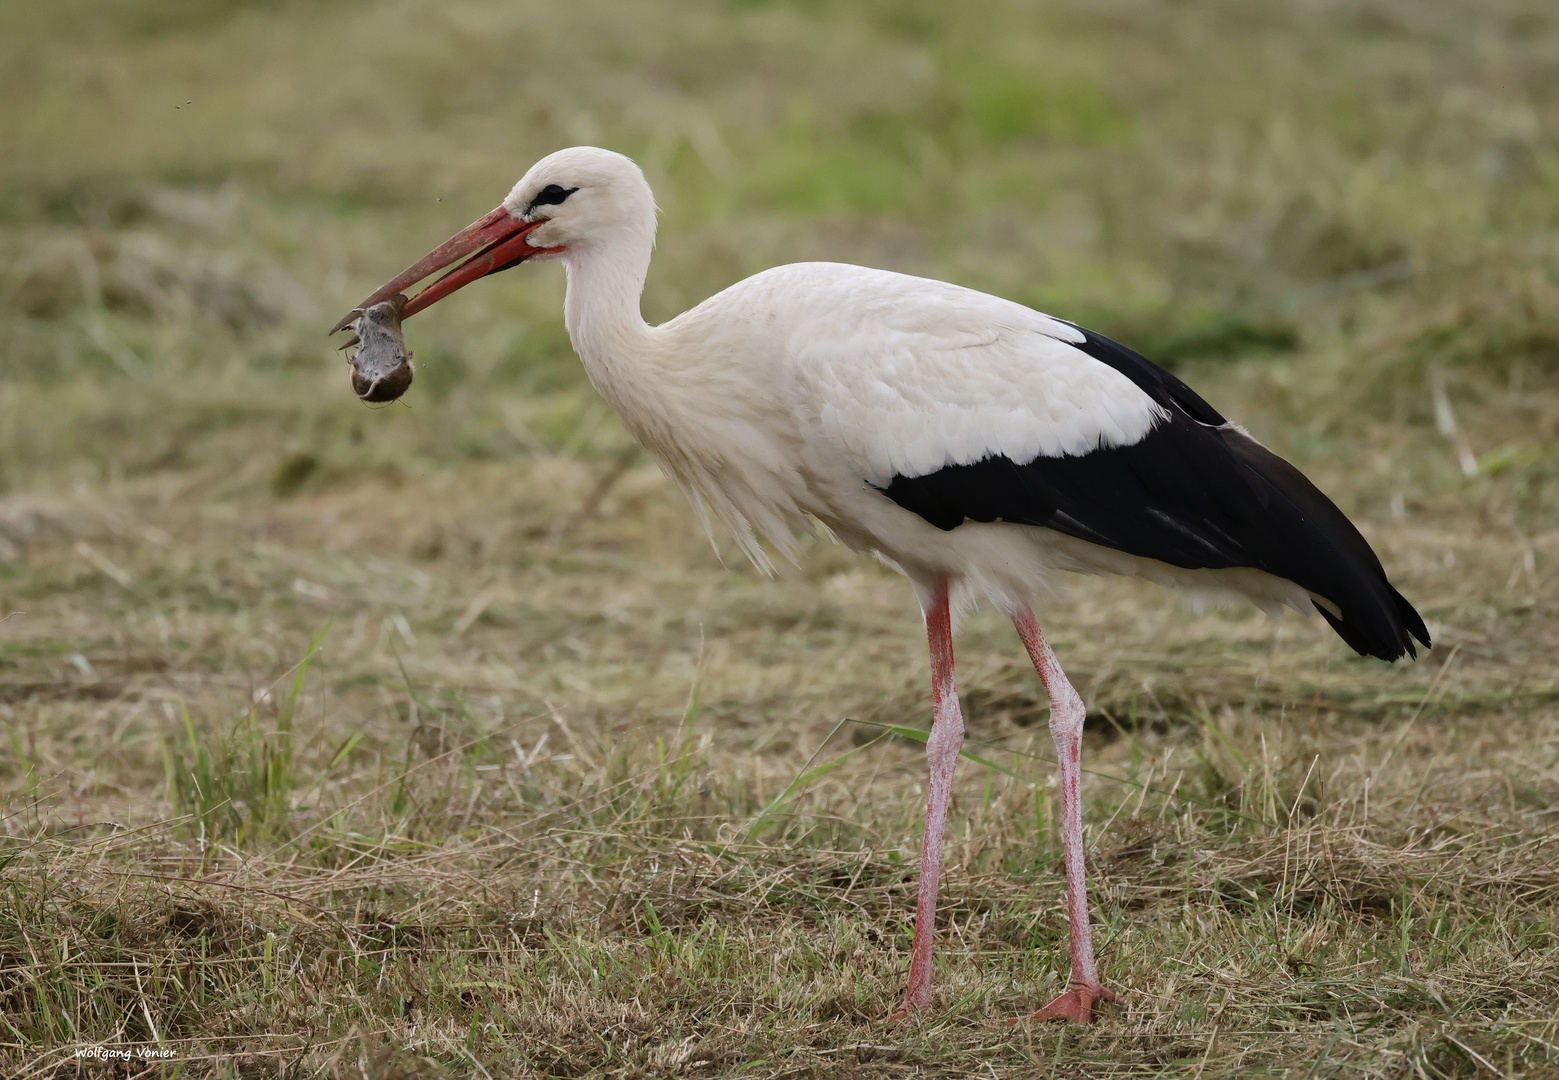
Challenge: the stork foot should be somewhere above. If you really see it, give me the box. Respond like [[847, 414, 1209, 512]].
[[886, 986, 931, 1024], [1009, 983, 1116, 1025]]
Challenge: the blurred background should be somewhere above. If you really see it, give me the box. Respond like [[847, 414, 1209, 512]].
[[1, 1, 1557, 1071], [3, 0, 1556, 504]]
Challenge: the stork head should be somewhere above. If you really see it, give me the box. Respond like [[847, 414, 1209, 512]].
[[505, 146, 657, 258], [330, 146, 655, 336]]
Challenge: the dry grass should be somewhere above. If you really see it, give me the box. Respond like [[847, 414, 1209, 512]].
[[1, 457, 1557, 1077], [3, 0, 1559, 1076]]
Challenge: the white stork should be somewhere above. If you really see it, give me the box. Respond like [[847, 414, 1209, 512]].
[[333, 147, 1429, 1024]]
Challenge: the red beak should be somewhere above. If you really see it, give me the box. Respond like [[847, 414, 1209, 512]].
[[330, 205, 561, 335]]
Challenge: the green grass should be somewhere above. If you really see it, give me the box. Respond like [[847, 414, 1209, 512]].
[[2, 0, 1558, 1076]]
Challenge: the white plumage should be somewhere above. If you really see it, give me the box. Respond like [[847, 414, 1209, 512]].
[[335, 146, 1428, 1025], [742, 265, 1165, 480]]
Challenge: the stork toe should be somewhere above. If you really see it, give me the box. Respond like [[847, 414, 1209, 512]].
[[1009, 983, 1117, 1025]]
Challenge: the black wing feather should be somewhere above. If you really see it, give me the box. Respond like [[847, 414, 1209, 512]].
[[876, 327, 1430, 662]]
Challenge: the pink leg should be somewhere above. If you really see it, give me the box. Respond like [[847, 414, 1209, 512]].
[[1009, 605, 1117, 1024], [890, 578, 963, 1019]]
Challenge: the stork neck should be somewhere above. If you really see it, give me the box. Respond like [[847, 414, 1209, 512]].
[[561, 242, 654, 375]]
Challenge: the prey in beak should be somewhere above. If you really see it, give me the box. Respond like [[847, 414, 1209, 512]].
[[330, 205, 560, 403], [346, 294, 413, 403]]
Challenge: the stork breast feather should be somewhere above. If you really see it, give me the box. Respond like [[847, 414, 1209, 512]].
[[812, 331, 1166, 487]]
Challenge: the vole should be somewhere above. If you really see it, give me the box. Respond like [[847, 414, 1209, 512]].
[[342, 293, 414, 403]]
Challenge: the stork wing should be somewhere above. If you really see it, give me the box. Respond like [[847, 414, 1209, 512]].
[[787, 270, 1427, 660], [789, 273, 1168, 486]]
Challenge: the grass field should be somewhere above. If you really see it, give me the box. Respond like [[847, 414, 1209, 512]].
[[2, 0, 1558, 1076]]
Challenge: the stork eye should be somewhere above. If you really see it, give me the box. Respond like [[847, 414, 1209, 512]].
[[527, 184, 578, 212]]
